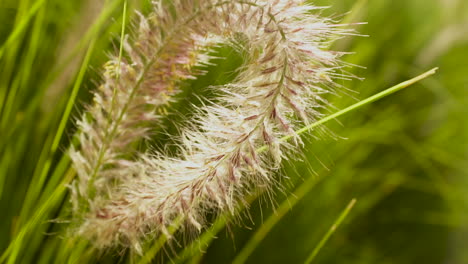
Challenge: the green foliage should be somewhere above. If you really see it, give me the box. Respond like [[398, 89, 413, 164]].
[[1, 0, 467, 263]]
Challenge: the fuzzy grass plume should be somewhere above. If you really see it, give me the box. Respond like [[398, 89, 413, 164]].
[[70, 0, 356, 251], [69, 2, 214, 207]]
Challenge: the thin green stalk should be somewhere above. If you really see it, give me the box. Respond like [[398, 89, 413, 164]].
[[0, 0, 126, 219], [0, 0, 45, 60], [304, 199, 357, 264], [258, 67, 439, 152], [399, 135, 464, 211], [117, 0, 128, 77], [138, 216, 184, 264], [0, 0, 124, 152], [0, 147, 12, 198], [0, 0, 33, 119], [65, 239, 90, 264], [232, 173, 325, 264], [172, 193, 259, 264], [342, 0, 369, 25], [17, 37, 97, 225], [1, 168, 76, 264], [0, 0, 46, 131], [177, 217, 228, 264], [38, 155, 71, 205]]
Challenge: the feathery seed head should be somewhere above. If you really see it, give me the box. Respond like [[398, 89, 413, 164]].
[[70, 0, 357, 251]]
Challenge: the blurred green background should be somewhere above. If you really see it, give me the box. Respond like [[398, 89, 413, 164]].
[[0, 0, 467, 263]]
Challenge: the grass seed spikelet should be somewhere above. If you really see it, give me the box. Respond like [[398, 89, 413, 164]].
[[71, 0, 357, 251]]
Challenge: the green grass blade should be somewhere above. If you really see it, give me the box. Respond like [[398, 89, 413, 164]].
[[173, 194, 258, 264], [0, 148, 12, 199], [17, 37, 96, 225], [304, 199, 357, 264], [232, 173, 325, 264], [0, 2, 46, 131], [138, 216, 183, 264], [1, 168, 76, 263], [0, 0, 125, 152], [118, 0, 128, 76], [0, 0, 46, 60], [260, 67, 439, 152], [342, 0, 369, 25]]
